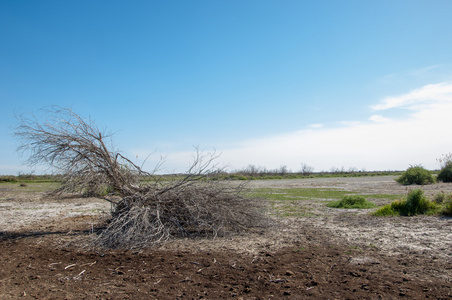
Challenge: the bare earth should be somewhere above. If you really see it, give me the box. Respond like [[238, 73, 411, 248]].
[[1, 176, 452, 299]]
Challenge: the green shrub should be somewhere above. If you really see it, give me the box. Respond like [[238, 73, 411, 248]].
[[437, 162, 452, 183], [373, 189, 437, 216], [443, 200, 452, 216], [442, 200, 452, 216], [0, 176, 17, 183], [390, 199, 405, 212], [396, 165, 435, 185], [433, 191, 452, 216], [404, 189, 435, 215], [373, 205, 398, 216], [432, 191, 452, 204], [327, 195, 377, 209]]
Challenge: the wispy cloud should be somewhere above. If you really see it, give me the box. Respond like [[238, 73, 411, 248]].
[[374, 65, 449, 86], [308, 123, 323, 129], [372, 82, 452, 110], [369, 114, 391, 123]]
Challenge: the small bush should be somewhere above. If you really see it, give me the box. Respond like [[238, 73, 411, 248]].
[[0, 176, 17, 183], [396, 165, 435, 185], [443, 200, 452, 216], [373, 205, 398, 216], [432, 191, 452, 204], [404, 189, 435, 215], [433, 192, 446, 204], [437, 162, 452, 183], [433, 191, 452, 216], [327, 195, 377, 209], [373, 189, 437, 216], [389, 199, 406, 213]]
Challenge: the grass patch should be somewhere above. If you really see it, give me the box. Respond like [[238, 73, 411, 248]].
[[254, 188, 401, 202], [0, 182, 61, 193], [254, 188, 351, 201], [270, 201, 313, 217], [254, 188, 402, 217], [252, 188, 345, 217], [326, 195, 377, 209], [364, 193, 403, 200]]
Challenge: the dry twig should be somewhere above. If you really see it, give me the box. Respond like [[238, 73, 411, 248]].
[[15, 106, 269, 249]]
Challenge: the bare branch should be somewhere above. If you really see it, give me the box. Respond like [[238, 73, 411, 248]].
[[14, 106, 139, 196], [15, 106, 269, 250]]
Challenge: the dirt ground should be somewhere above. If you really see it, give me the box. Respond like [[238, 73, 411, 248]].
[[1, 176, 452, 299]]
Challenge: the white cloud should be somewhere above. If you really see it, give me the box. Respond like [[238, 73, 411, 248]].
[[339, 120, 362, 126], [369, 114, 391, 123], [145, 82, 452, 173], [308, 123, 323, 129], [372, 82, 452, 110]]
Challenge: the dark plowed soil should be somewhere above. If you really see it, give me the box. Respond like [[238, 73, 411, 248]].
[[1, 228, 451, 299]]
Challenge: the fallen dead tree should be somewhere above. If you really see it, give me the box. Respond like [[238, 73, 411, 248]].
[[95, 181, 265, 249], [15, 106, 268, 249]]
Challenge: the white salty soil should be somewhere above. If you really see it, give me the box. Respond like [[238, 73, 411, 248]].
[[1, 176, 451, 264]]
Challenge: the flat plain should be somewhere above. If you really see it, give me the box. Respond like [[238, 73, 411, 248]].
[[1, 176, 451, 299]]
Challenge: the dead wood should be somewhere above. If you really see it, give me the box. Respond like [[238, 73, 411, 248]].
[[15, 106, 269, 249]]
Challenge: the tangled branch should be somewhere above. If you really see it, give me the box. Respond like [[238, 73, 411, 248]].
[[15, 106, 268, 249]]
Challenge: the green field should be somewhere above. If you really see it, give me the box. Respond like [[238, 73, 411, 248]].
[[253, 187, 403, 217]]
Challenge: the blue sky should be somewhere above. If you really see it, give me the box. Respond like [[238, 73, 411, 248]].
[[1, 0, 452, 174]]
